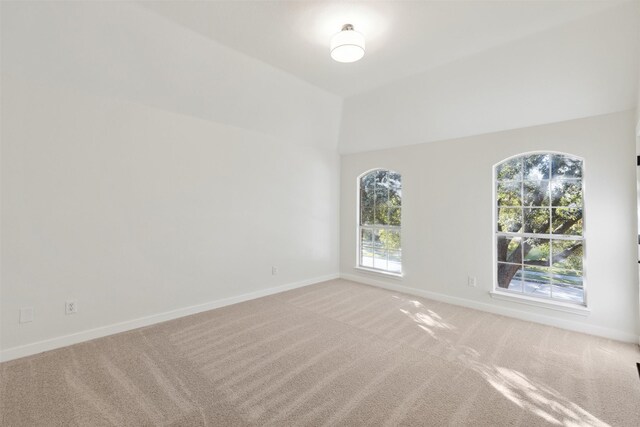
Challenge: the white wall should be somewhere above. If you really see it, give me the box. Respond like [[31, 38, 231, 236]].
[[0, 75, 340, 357], [339, 3, 640, 154], [637, 65, 640, 136], [0, 0, 342, 359], [341, 111, 639, 342]]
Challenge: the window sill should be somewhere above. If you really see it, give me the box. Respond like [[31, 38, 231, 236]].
[[354, 266, 403, 280], [489, 290, 590, 316]]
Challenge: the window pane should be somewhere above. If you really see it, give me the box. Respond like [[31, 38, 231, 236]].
[[389, 207, 401, 226], [497, 236, 521, 263], [496, 158, 522, 181], [497, 262, 523, 292], [374, 205, 388, 225], [381, 229, 401, 251], [497, 207, 523, 233], [361, 172, 375, 190], [360, 187, 374, 210], [497, 181, 522, 207], [373, 229, 384, 248], [373, 248, 387, 270], [374, 171, 389, 208], [375, 169, 388, 186], [524, 154, 550, 180], [551, 269, 583, 303], [552, 208, 583, 236], [360, 245, 374, 268], [523, 180, 549, 206], [388, 250, 402, 273], [362, 243, 374, 252], [361, 208, 374, 225], [552, 240, 583, 271], [388, 172, 402, 206], [374, 185, 388, 205], [523, 208, 550, 234], [523, 238, 550, 266], [551, 180, 582, 207], [361, 228, 373, 245], [523, 266, 551, 297], [552, 155, 582, 179], [389, 194, 401, 208]]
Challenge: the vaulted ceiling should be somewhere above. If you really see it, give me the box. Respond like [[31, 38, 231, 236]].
[[139, 0, 626, 97], [3, 1, 639, 153]]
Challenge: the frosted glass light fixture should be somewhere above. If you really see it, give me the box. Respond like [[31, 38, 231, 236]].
[[330, 24, 365, 63]]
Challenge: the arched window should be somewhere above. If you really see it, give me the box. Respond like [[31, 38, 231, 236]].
[[359, 169, 402, 274], [495, 153, 585, 305]]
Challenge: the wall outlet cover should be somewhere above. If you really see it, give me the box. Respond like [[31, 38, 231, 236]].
[[65, 300, 78, 315], [19, 307, 34, 323]]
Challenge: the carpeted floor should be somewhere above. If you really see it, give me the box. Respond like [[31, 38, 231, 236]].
[[1, 279, 639, 426]]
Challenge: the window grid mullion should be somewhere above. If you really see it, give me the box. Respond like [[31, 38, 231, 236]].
[[496, 154, 584, 305], [358, 170, 402, 274]]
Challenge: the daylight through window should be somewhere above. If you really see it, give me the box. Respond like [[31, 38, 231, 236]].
[[359, 169, 402, 274], [495, 153, 585, 305]]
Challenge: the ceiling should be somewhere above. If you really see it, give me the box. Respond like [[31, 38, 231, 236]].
[[139, 0, 623, 97]]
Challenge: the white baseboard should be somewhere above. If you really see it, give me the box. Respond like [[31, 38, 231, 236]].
[[0, 273, 339, 363], [341, 273, 640, 344]]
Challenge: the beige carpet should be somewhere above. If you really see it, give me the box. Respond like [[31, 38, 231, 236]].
[[1, 279, 639, 426]]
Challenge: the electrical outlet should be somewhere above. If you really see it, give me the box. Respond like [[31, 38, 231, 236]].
[[467, 276, 477, 287], [65, 300, 78, 315], [272, 266, 279, 275], [19, 307, 34, 323]]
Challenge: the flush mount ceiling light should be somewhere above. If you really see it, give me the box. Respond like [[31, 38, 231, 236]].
[[330, 24, 365, 63]]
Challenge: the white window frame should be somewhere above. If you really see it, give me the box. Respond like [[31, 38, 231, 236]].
[[356, 168, 402, 277], [491, 152, 588, 310]]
